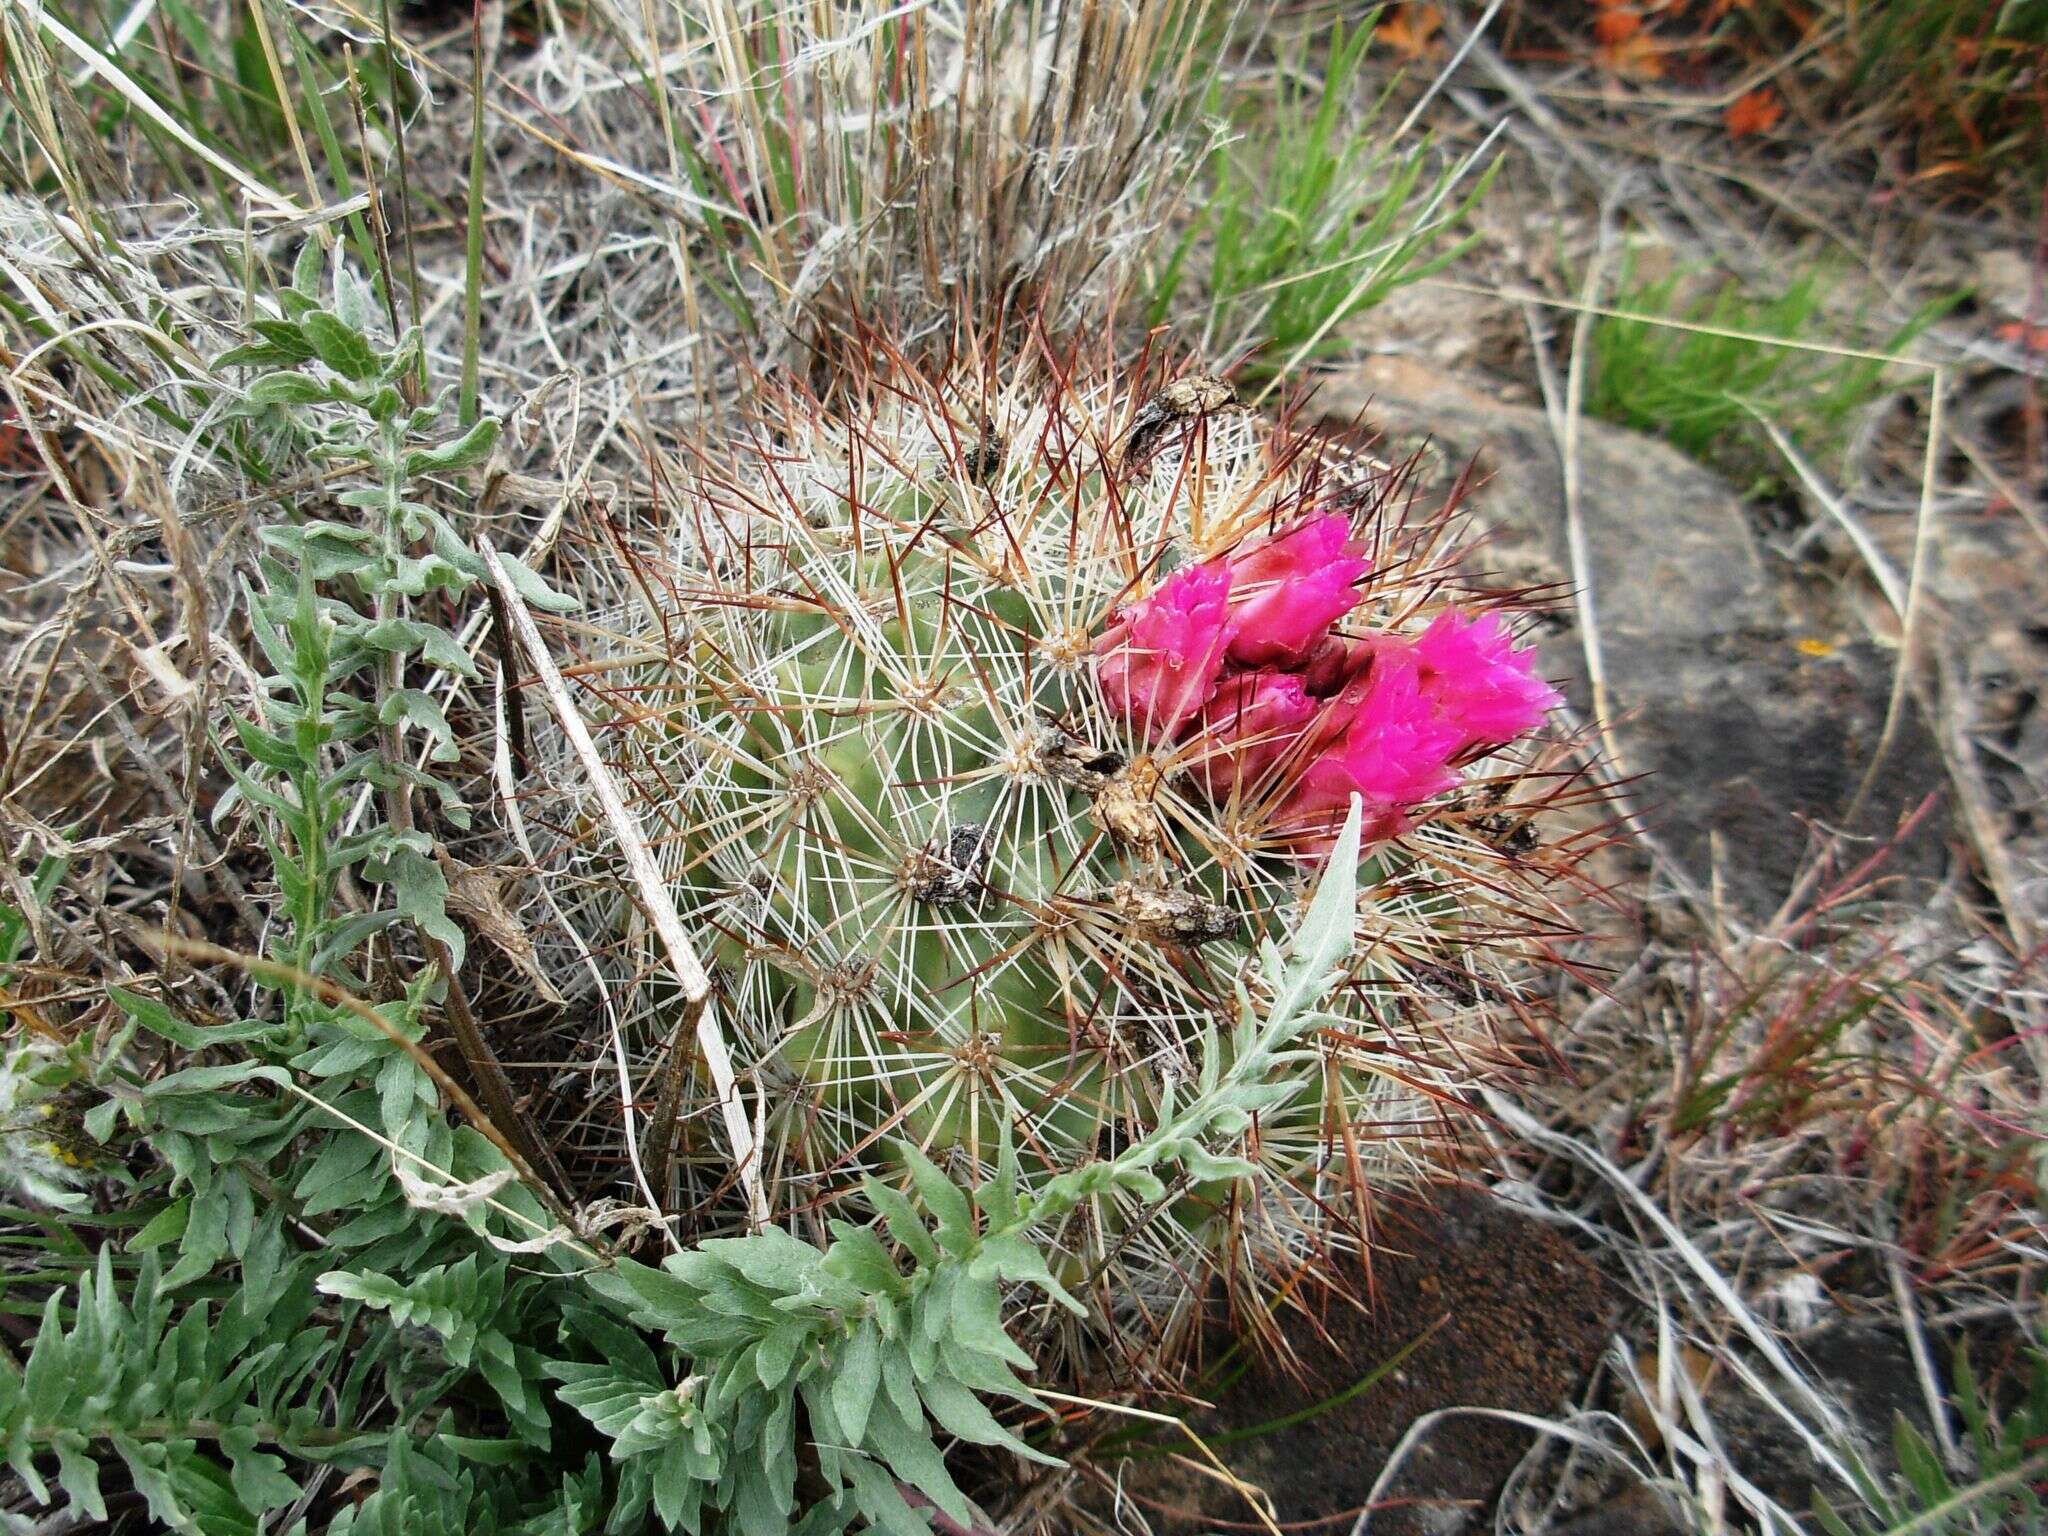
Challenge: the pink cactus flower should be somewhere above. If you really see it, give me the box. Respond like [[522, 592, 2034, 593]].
[[1094, 562, 1235, 740], [1277, 648, 1465, 841], [1222, 514, 1371, 667], [1090, 507, 1557, 856], [1412, 612, 1562, 748], [1185, 670, 1317, 799]]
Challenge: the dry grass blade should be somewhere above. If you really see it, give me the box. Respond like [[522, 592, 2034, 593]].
[[17, 5, 300, 216], [1743, 402, 1908, 615], [1037, 1389, 1285, 1536], [1525, 219, 1628, 798], [1483, 1089, 1863, 1466], [1847, 367, 1944, 824]]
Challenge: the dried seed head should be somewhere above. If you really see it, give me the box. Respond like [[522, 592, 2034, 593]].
[[1120, 373, 1247, 473], [1031, 718, 1125, 794], [906, 823, 992, 906], [1107, 877, 1240, 947], [1091, 757, 1165, 850]]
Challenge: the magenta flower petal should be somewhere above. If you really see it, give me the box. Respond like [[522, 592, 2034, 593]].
[[1412, 612, 1562, 748], [1093, 561, 1235, 741], [1222, 514, 1372, 667], [1183, 670, 1316, 799], [1276, 647, 1465, 841]]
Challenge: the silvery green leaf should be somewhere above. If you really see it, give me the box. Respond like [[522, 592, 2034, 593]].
[[289, 1029, 384, 1078], [934, 1334, 1032, 1399], [903, 1307, 937, 1381], [495, 549, 577, 612], [220, 1424, 301, 1514], [295, 1145, 388, 1218], [917, 1375, 1061, 1466], [357, 617, 479, 678], [301, 312, 379, 382], [217, 341, 308, 370], [106, 1435, 191, 1533], [246, 371, 333, 408], [978, 1122, 1021, 1228], [969, 1234, 1084, 1317], [776, 1269, 864, 1314], [901, 1143, 975, 1256], [1180, 1146, 1257, 1184], [1267, 794, 1361, 1030], [108, 988, 263, 1052], [250, 317, 316, 361], [331, 263, 375, 332], [946, 1278, 1034, 1373], [1226, 1082, 1294, 1116], [593, 1256, 692, 1323], [1110, 1166, 1167, 1203], [147, 1060, 289, 1095], [1196, 1020, 1221, 1093], [384, 550, 473, 597], [292, 239, 324, 300], [862, 1396, 974, 1527], [240, 578, 295, 675], [761, 1390, 798, 1508], [862, 1177, 939, 1268], [700, 1226, 825, 1295], [832, 1320, 882, 1444], [880, 1338, 921, 1425], [381, 328, 424, 385], [551, 1361, 662, 1443], [428, 519, 491, 582], [229, 713, 301, 773], [366, 840, 464, 969], [355, 383, 405, 421], [912, 1269, 955, 1351], [265, 527, 378, 583], [50, 1433, 105, 1522], [822, 1223, 903, 1298], [755, 1324, 805, 1390], [376, 1052, 432, 1139], [81, 1096, 122, 1143], [1207, 1106, 1251, 1137], [376, 688, 457, 761], [839, 1452, 929, 1536], [690, 1270, 779, 1322], [402, 415, 500, 478], [732, 1456, 792, 1536]]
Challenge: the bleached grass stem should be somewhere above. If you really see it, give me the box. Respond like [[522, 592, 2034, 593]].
[[482, 540, 769, 1228], [1888, 1250, 1964, 1472], [1036, 1389, 1283, 1536], [1390, 0, 1507, 142], [1743, 403, 1907, 615], [491, 674, 683, 1255]]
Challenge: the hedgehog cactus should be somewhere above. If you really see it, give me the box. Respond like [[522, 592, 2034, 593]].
[[574, 354, 1585, 1362]]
